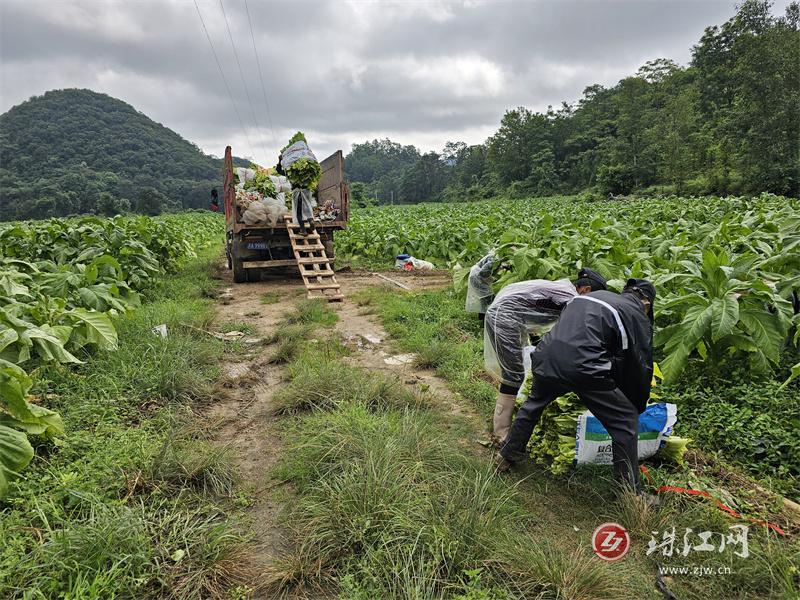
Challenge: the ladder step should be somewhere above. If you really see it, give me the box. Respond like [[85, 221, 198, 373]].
[[297, 257, 332, 264], [301, 267, 334, 275], [302, 274, 335, 281], [284, 215, 342, 302]]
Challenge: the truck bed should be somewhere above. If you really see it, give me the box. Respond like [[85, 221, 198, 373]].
[[222, 145, 349, 282]]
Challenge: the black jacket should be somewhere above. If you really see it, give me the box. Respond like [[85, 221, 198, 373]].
[[530, 290, 653, 412]]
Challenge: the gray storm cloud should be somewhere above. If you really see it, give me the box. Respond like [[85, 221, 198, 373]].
[[1, 0, 785, 163]]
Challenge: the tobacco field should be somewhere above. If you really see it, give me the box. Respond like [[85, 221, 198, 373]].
[[339, 194, 800, 493], [0, 212, 222, 497]]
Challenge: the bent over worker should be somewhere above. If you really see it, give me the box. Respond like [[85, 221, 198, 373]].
[[465, 253, 495, 321], [484, 268, 607, 443], [497, 279, 656, 492]]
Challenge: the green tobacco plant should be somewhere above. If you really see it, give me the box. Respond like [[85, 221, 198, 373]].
[[0, 213, 223, 498], [655, 248, 792, 381], [0, 359, 64, 497]]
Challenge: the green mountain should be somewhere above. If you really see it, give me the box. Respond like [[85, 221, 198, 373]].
[[0, 88, 248, 220]]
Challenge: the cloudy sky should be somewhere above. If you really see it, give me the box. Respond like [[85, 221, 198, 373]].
[[0, 0, 792, 163]]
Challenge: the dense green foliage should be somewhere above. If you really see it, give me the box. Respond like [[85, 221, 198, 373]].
[[338, 193, 799, 383], [0, 89, 248, 220], [0, 212, 223, 496], [345, 2, 799, 204], [1, 251, 247, 599]]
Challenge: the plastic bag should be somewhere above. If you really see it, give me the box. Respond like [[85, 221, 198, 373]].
[[281, 141, 317, 170], [574, 403, 677, 465], [466, 253, 494, 313], [236, 167, 256, 185], [410, 257, 433, 270], [242, 200, 268, 225], [483, 279, 577, 386], [291, 188, 316, 223], [270, 174, 292, 194], [262, 197, 289, 226], [394, 256, 434, 270]]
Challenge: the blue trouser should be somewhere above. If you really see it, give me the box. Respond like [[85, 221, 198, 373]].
[[500, 376, 641, 492]]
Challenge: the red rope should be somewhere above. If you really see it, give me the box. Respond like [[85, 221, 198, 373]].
[[639, 465, 786, 536]]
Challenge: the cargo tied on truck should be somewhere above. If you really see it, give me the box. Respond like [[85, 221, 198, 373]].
[[222, 137, 349, 300]]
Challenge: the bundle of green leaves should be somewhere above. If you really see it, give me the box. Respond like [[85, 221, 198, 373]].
[[660, 436, 691, 464], [243, 169, 277, 198], [280, 132, 321, 190], [286, 158, 321, 190], [523, 391, 585, 475], [282, 131, 307, 151], [518, 367, 688, 474]]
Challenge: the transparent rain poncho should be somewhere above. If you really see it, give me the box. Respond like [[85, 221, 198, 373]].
[[465, 253, 495, 314], [484, 279, 577, 387]]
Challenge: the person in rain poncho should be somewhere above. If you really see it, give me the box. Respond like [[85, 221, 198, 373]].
[[465, 253, 495, 321], [497, 279, 656, 494], [484, 268, 607, 443]]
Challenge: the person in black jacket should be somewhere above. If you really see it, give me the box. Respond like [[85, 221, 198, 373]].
[[496, 278, 656, 493]]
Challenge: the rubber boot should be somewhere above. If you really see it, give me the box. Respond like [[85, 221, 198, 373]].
[[492, 393, 517, 444]]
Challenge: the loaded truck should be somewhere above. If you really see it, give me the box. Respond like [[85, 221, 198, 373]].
[[222, 145, 349, 283]]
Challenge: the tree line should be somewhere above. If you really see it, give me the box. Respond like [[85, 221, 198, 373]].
[[345, 1, 799, 206]]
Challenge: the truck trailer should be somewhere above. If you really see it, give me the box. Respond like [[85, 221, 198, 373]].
[[222, 145, 349, 283]]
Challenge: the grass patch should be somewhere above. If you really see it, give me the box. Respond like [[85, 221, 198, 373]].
[[285, 298, 339, 326], [264, 322, 315, 364], [260, 291, 282, 305], [150, 416, 237, 497], [10, 498, 250, 600], [264, 297, 342, 364], [0, 248, 248, 599], [353, 287, 495, 411], [272, 347, 421, 415], [269, 402, 620, 599]]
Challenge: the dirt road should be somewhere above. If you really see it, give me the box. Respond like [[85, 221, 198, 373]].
[[202, 267, 481, 597]]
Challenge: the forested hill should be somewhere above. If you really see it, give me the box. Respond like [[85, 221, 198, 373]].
[[345, 1, 799, 206], [0, 89, 248, 220]]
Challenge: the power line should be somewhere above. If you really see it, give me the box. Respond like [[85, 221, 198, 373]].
[[244, 0, 278, 149], [193, 0, 255, 161], [218, 0, 269, 165]]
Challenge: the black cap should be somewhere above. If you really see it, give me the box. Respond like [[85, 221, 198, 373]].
[[623, 278, 656, 304], [575, 267, 607, 291]]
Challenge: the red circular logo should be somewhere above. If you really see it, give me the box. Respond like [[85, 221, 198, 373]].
[[591, 522, 630, 561]]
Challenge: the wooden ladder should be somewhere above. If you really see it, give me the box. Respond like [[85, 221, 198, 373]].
[[284, 216, 343, 302]]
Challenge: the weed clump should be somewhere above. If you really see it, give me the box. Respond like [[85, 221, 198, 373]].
[[272, 354, 427, 415], [285, 298, 339, 326], [267, 404, 619, 598]]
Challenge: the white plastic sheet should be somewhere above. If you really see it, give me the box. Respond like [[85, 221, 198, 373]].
[[465, 253, 494, 313], [235, 167, 256, 184], [484, 279, 577, 386], [270, 174, 292, 194], [281, 141, 317, 170], [291, 188, 316, 223]]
